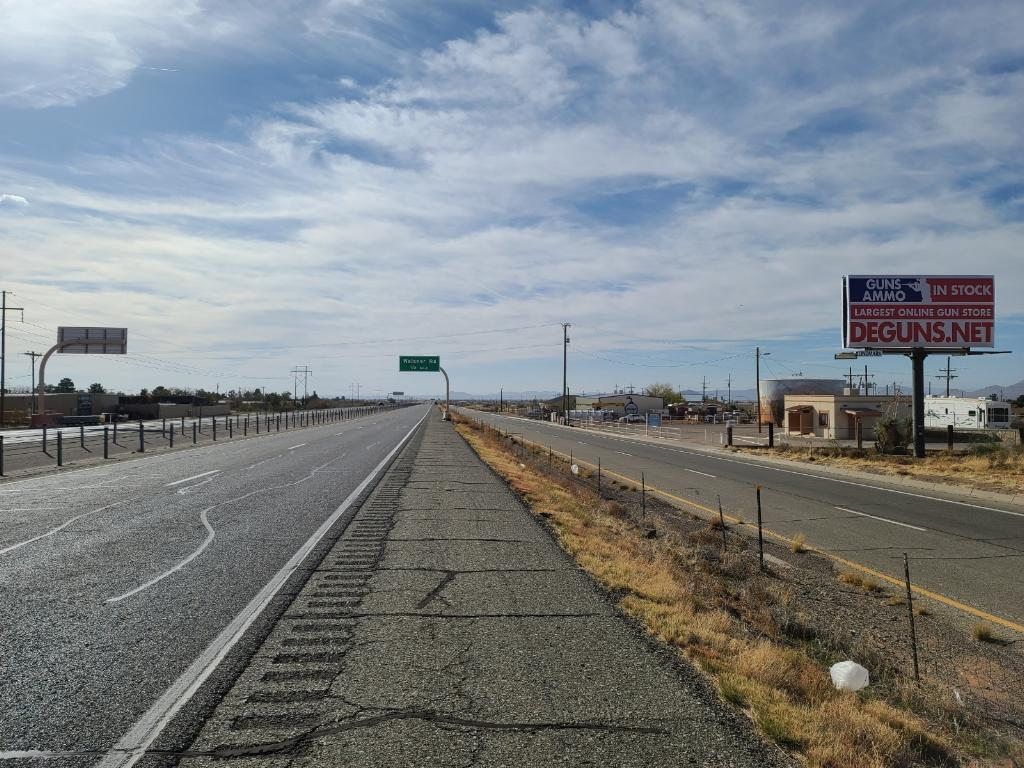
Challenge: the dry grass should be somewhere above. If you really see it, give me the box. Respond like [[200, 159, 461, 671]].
[[789, 533, 807, 553], [454, 416, 965, 768], [839, 571, 886, 594], [761, 444, 1024, 495], [971, 622, 999, 643]]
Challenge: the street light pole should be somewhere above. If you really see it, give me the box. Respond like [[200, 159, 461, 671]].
[[561, 323, 571, 424], [24, 351, 42, 415]]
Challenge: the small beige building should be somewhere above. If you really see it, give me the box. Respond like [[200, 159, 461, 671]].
[[782, 392, 910, 440]]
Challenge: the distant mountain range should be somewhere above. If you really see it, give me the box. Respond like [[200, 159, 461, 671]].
[[964, 379, 1024, 400]]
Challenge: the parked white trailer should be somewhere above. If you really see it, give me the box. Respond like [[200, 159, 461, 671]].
[[923, 396, 1012, 429]]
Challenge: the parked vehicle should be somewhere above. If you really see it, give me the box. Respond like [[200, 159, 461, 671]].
[[617, 414, 645, 424]]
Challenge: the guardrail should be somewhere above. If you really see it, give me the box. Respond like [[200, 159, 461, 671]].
[[0, 404, 408, 477]]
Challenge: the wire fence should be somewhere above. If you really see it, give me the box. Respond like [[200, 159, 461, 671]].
[[455, 411, 1024, 748], [0, 405, 404, 476]]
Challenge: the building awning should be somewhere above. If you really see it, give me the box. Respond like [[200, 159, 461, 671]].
[[843, 408, 882, 417], [786, 405, 813, 412]]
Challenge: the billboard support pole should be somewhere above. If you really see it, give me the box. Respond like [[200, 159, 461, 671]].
[[911, 348, 926, 459]]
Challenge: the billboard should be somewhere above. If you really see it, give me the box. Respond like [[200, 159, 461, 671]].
[[844, 276, 994, 350], [57, 327, 128, 354]]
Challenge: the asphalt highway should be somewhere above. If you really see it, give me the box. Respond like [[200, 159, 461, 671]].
[[0, 403, 430, 762], [464, 410, 1024, 632]]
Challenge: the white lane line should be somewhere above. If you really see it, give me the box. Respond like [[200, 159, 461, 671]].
[[335, 432, 346, 436], [106, 508, 216, 603], [0, 500, 129, 556], [365, 442, 379, 450], [176, 477, 218, 495], [287, 443, 307, 450], [616, 451, 633, 456], [835, 506, 926, 531], [95, 408, 428, 768], [684, 468, 716, 478], [165, 470, 221, 488]]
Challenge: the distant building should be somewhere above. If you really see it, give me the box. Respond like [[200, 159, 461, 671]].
[[783, 392, 909, 440], [573, 393, 664, 417]]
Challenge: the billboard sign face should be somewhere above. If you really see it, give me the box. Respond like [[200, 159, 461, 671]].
[[392, 391, 405, 396], [844, 276, 994, 349], [58, 327, 128, 354], [399, 355, 439, 372]]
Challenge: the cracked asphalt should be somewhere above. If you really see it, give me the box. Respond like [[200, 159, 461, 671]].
[[175, 416, 791, 767]]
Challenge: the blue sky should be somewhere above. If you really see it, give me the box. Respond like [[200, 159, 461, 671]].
[[1, 0, 1022, 399]]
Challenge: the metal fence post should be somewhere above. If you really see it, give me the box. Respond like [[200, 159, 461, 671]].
[[139, 422, 144, 452], [213, 417, 217, 441], [0, 435, 5, 476], [276, 415, 280, 431], [244, 417, 248, 436], [768, 422, 774, 448], [181, 415, 186, 435], [162, 418, 166, 438], [80, 424, 85, 449], [641, 472, 646, 516], [727, 425, 733, 446], [42, 426, 47, 454], [756, 485, 764, 569], [113, 421, 118, 445], [193, 422, 197, 444], [228, 418, 232, 438], [103, 426, 109, 458], [904, 553, 921, 682], [169, 426, 174, 448], [57, 431, 63, 466]]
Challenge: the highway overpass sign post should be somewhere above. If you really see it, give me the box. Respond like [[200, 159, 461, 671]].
[[34, 327, 127, 426], [400, 355, 449, 418], [842, 275, 1005, 458]]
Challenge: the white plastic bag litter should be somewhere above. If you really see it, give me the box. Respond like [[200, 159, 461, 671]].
[[829, 660, 869, 692], [571, 464, 580, 475]]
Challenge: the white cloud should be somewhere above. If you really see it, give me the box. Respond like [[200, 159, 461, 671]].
[[2, 1, 1023, 392], [0, 193, 29, 207], [0, 0, 271, 108]]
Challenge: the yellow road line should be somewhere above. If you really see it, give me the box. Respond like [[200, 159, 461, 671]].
[[505, 428, 1024, 636]]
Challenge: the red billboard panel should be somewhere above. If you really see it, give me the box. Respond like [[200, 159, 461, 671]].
[[844, 276, 994, 349]]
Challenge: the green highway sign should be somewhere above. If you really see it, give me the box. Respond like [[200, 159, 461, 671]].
[[399, 355, 440, 372]]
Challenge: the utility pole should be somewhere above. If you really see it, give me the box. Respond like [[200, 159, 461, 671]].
[[1, 291, 25, 427], [23, 351, 42, 415], [936, 356, 957, 397], [701, 376, 707, 403], [726, 374, 732, 408], [845, 366, 856, 389], [290, 366, 312, 406], [561, 323, 571, 422], [862, 365, 874, 394]]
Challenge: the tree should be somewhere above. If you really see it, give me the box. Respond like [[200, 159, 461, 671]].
[[1015, 394, 1024, 408], [55, 377, 75, 393], [88, 382, 106, 393], [644, 383, 684, 404]]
